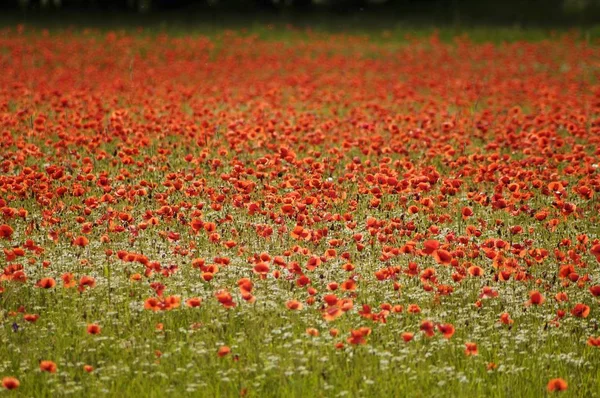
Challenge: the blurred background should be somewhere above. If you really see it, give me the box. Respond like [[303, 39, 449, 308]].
[[1, 0, 599, 28]]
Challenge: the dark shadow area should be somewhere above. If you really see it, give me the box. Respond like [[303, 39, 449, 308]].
[[0, 0, 599, 29]]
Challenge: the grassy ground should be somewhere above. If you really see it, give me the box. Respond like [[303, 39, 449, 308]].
[[0, 26, 600, 397]]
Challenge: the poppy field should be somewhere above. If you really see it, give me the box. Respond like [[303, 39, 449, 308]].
[[1, 26, 600, 397]]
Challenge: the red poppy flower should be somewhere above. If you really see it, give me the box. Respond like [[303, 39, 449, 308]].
[[547, 378, 568, 392], [2, 377, 19, 390], [86, 324, 101, 335], [286, 300, 303, 310], [347, 327, 371, 345], [36, 277, 56, 289], [587, 336, 600, 347], [420, 320, 435, 337], [217, 346, 231, 357], [499, 313, 514, 325], [24, 314, 39, 323], [72, 236, 89, 247], [571, 303, 590, 318], [40, 360, 57, 373], [186, 297, 202, 308], [306, 328, 320, 337], [591, 244, 600, 262], [465, 342, 478, 356], [0, 225, 14, 240], [401, 332, 414, 342], [215, 290, 236, 309], [437, 323, 455, 339], [527, 290, 545, 306]]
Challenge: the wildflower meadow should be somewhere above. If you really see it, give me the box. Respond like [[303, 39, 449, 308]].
[[1, 26, 600, 397]]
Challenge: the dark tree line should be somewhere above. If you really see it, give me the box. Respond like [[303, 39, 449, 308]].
[[1, 0, 579, 12], [2, 0, 598, 26]]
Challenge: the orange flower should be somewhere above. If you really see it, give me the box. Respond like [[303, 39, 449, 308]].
[[36, 277, 56, 289], [286, 299, 303, 310], [72, 236, 89, 247], [323, 305, 343, 321], [591, 244, 600, 262], [40, 360, 57, 373], [144, 297, 161, 311], [401, 332, 414, 342], [499, 313, 514, 325], [241, 291, 255, 303], [215, 290, 236, 309], [423, 240, 439, 254], [186, 297, 202, 308], [341, 279, 357, 291], [237, 278, 253, 294], [527, 290, 545, 306], [461, 207, 473, 219], [547, 378, 568, 392], [306, 328, 320, 337], [323, 294, 339, 306], [1, 377, 19, 390], [0, 224, 14, 240], [61, 273, 76, 288], [78, 276, 96, 292], [464, 342, 478, 356], [346, 327, 371, 345], [420, 320, 435, 337], [86, 323, 101, 335], [83, 365, 94, 373], [587, 336, 600, 347], [571, 303, 590, 318], [162, 295, 181, 310], [253, 262, 270, 275], [433, 249, 453, 265], [479, 286, 498, 299], [24, 314, 39, 323], [554, 292, 568, 302], [223, 240, 237, 248], [468, 265, 484, 277], [217, 346, 231, 357], [437, 323, 455, 339], [407, 304, 421, 314]]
